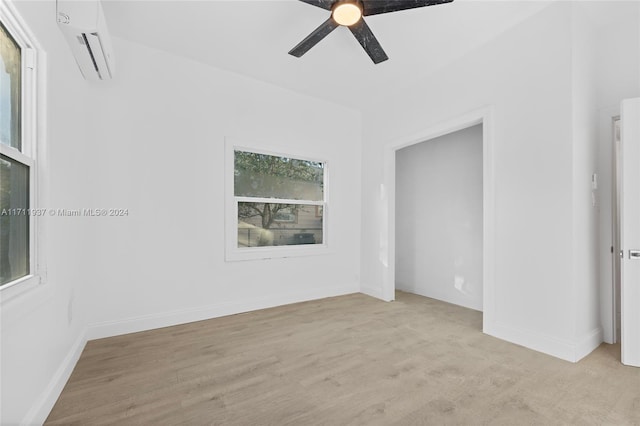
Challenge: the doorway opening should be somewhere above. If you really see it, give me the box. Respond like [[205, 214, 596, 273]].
[[395, 124, 483, 312], [381, 107, 496, 332]]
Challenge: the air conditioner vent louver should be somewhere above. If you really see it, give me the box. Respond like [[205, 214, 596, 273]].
[[81, 33, 100, 76], [56, 0, 115, 81]]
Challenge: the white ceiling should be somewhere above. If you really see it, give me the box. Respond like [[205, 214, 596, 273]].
[[101, 0, 556, 110]]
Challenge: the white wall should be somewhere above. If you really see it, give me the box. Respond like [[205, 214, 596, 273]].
[[361, 3, 581, 360], [571, 2, 602, 358], [82, 37, 362, 337], [1, 1, 97, 424], [567, 0, 640, 356], [395, 125, 483, 311]]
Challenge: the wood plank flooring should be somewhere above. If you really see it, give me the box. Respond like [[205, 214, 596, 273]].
[[46, 292, 640, 425]]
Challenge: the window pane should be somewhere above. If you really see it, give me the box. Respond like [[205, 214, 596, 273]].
[[0, 154, 29, 286], [234, 151, 323, 201], [0, 22, 22, 150], [237, 202, 322, 248]]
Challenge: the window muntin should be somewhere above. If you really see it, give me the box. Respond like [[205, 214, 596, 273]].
[[0, 21, 21, 150], [231, 149, 326, 253]]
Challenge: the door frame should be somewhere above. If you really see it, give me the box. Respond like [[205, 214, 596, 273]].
[[612, 116, 621, 344], [380, 106, 496, 330]]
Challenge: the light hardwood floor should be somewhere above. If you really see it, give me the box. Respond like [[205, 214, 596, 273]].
[[46, 292, 640, 425]]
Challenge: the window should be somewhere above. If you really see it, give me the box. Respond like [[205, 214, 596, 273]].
[[0, 6, 40, 293], [226, 143, 327, 260]]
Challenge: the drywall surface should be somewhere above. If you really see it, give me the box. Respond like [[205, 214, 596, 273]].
[[1, 1, 96, 423], [360, 4, 578, 360], [593, 3, 640, 113], [82, 37, 362, 335], [570, 3, 603, 358], [395, 125, 483, 311]]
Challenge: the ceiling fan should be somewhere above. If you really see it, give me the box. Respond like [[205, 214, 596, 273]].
[[289, 0, 454, 64]]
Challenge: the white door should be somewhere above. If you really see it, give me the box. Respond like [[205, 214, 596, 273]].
[[621, 97, 640, 367]]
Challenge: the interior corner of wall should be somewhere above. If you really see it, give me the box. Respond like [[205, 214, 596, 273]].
[[574, 326, 603, 362], [360, 285, 384, 301], [21, 326, 88, 426]]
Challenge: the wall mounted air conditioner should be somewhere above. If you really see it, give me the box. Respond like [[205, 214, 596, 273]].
[[56, 0, 115, 81]]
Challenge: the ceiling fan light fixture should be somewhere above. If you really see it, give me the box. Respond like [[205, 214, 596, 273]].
[[332, 2, 362, 26], [290, 0, 455, 64]]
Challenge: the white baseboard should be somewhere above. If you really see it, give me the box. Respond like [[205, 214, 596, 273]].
[[86, 284, 359, 341], [575, 327, 603, 362], [21, 328, 87, 426], [360, 285, 385, 301], [484, 322, 603, 363], [484, 320, 579, 363]]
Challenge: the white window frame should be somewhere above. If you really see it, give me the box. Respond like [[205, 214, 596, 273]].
[[0, 1, 45, 302], [225, 138, 329, 261]]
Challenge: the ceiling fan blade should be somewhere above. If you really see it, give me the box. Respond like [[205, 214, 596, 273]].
[[349, 18, 388, 64], [289, 18, 340, 58], [362, 0, 453, 16], [297, 0, 335, 11]]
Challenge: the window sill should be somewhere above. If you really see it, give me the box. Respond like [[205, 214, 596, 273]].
[[0, 274, 42, 304], [226, 244, 331, 262]]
